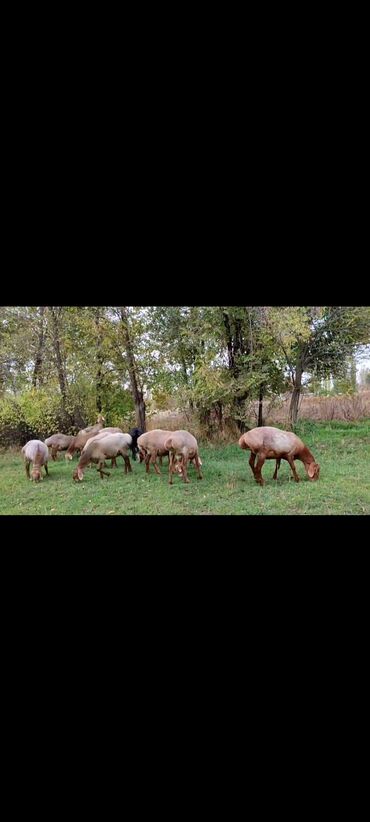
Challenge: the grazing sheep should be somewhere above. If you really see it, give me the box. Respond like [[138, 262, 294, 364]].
[[65, 415, 106, 460], [163, 430, 202, 484], [137, 430, 173, 474], [83, 427, 123, 468], [73, 433, 133, 482], [22, 440, 49, 482], [239, 426, 320, 486], [45, 433, 74, 461]]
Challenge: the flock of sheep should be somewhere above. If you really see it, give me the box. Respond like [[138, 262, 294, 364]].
[[21, 417, 203, 485], [21, 414, 321, 488]]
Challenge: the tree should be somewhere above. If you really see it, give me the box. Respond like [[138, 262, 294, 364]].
[[32, 307, 46, 388], [119, 307, 146, 431], [48, 306, 72, 424], [266, 306, 370, 425]]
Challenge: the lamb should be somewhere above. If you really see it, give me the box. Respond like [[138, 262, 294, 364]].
[[45, 433, 75, 461], [163, 430, 203, 484], [238, 426, 320, 486], [22, 440, 49, 482], [73, 433, 133, 481], [65, 415, 106, 460]]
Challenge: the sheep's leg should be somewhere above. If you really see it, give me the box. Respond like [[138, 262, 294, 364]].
[[287, 455, 300, 482], [44, 462, 49, 476], [25, 459, 30, 480], [145, 452, 151, 473], [181, 455, 190, 483], [51, 447, 58, 461], [158, 455, 163, 467], [111, 456, 117, 468], [273, 458, 281, 480], [123, 455, 132, 474], [97, 460, 110, 479], [194, 453, 203, 480], [151, 449, 161, 476], [249, 453, 256, 477], [254, 453, 266, 486], [168, 452, 175, 485]]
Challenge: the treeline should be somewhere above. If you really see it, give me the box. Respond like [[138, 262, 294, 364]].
[[0, 306, 369, 444]]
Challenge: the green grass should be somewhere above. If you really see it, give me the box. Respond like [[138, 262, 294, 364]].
[[1, 420, 369, 515]]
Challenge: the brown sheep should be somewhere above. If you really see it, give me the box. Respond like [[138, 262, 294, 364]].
[[164, 430, 202, 484], [45, 433, 75, 461], [239, 426, 320, 486], [137, 430, 173, 474], [73, 433, 132, 482], [65, 415, 106, 460]]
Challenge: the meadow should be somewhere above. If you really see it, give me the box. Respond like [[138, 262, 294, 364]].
[[0, 420, 369, 515]]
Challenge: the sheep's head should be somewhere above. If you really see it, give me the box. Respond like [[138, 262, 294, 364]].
[[73, 467, 84, 482], [31, 468, 42, 482], [65, 452, 73, 461], [307, 462, 320, 480]]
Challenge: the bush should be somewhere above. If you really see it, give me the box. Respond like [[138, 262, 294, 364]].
[[0, 395, 29, 446], [18, 388, 63, 440], [1, 387, 76, 445], [0, 382, 136, 446]]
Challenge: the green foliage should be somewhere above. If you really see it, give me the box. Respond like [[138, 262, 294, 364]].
[[2, 306, 370, 439], [18, 388, 63, 438], [332, 377, 356, 395], [0, 395, 29, 446], [100, 383, 134, 428]]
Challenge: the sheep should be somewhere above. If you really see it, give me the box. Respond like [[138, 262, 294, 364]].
[[128, 428, 143, 461], [163, 430, 203, 484], [65, 415, 106, 460], [137, 429, 203, 476], [238, 426, 320, 486], [45, 433, 75, 461], [137, 430, 174, 474], [73, 433, 133, 482], [85, 428, 142, 467], [82, 427, 123, 468], [22, 440, 49, 482]]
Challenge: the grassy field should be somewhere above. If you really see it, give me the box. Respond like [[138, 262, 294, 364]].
[[0, 420, 369, 515]]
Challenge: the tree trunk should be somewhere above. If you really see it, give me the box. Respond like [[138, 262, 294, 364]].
[[258, 384, 264, 427], [222, 310, 235, 370], [49, 307, 71, 423], [32, 306, 46, 387], [349, 354, 357, 392], [289, 362, 303, 427], [234, 394, 249, 433], [94, 309, 104, 414], [120, 307, 146, 431]]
